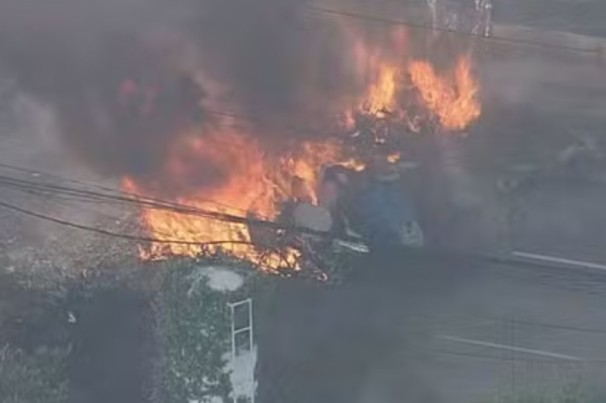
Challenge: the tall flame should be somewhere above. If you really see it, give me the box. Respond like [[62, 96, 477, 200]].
[[364, 64, 398, 115], [124, 128, 357, 269], [123, 26, 482, 270], [122, 130, 278, 263], [408, 56, 481, 131]]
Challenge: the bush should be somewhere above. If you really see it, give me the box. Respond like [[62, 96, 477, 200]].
[[152, 256, 277, 403], [154, 259, 243, 403], [0, 345, 69, 403]]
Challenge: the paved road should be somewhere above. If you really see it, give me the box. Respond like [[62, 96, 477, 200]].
[[420, 258, 606, 402], [494, 0, 606, 38], [258, 246, 606, 403]]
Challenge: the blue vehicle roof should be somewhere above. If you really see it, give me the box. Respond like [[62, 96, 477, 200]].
[[357, 179, 418, 231]]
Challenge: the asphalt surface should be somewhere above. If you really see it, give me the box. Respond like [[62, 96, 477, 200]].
[[255, 38, 606, 400], [494, 0, 606, 38], [258, 245, 606, 403]]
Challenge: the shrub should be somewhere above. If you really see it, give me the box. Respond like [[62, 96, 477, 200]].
[[0, 345, 69, 403]]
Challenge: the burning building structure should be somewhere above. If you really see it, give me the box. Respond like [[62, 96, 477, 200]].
[[0, 0, 484, 280], [0, 1, 492, 402], [115, 23, 481, 278]]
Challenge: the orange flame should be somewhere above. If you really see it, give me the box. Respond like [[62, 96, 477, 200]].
[[124, 25, 482, 270], [408, 56, 481, 131], [364, 64, 398, 116], [122, 130, 286, 266], [387, 151, 401, 163], [124, 128, 358, 270]]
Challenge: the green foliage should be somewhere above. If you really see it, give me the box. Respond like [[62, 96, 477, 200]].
[[155, 259, 243, 403], [0, 345, 69, 403]]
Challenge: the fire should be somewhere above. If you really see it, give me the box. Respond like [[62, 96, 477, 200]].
[[387, 151, 401, 163], [408, 56, 481, 131], [345, 23, 480, 133], [124, 127, 356, 270], [364, 64, 398, 116], [122, 130, 283, 265], [121, 25, 482, 271], [276, 140, 347, 205]]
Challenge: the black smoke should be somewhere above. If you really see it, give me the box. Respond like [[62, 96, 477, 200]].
[[0, 1, 203, 180], [0, 0, 406, 192], [188, 0, 357, 122]]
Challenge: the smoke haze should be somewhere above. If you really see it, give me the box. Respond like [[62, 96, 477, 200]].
[[0, 0, 397, 188]]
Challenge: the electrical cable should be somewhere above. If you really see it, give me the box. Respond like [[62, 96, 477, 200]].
[[0, 173, 340, 240], [0, 198, 249, 248], [0, 161, 249, 214], [1, 163, 606, 279], [303, 4, 603, 55]]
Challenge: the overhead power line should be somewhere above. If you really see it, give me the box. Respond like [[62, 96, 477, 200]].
[[0, 169, 348, 241], [304, 5, 603, 55], [0, 170, 597, 277], [1, 162, 606, 280], [0, 161, 249, 214], [0, 198, 248, 248]]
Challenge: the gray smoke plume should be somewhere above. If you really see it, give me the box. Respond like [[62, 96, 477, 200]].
[[0, 1, 199, 182], [0, 0, 382, 194]]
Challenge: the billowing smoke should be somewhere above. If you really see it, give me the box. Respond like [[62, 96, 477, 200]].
[[0, 0, 386, 191], [187, 0, 359, 124], [0, 1, 199, 179]]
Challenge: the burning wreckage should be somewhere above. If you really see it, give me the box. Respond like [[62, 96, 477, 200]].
[[126, 118, 430, 283], [0, 0, 489, 283], [111, 55, 482, 284], [116, 61, 480, 284], [0, 0, 513, 302]]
